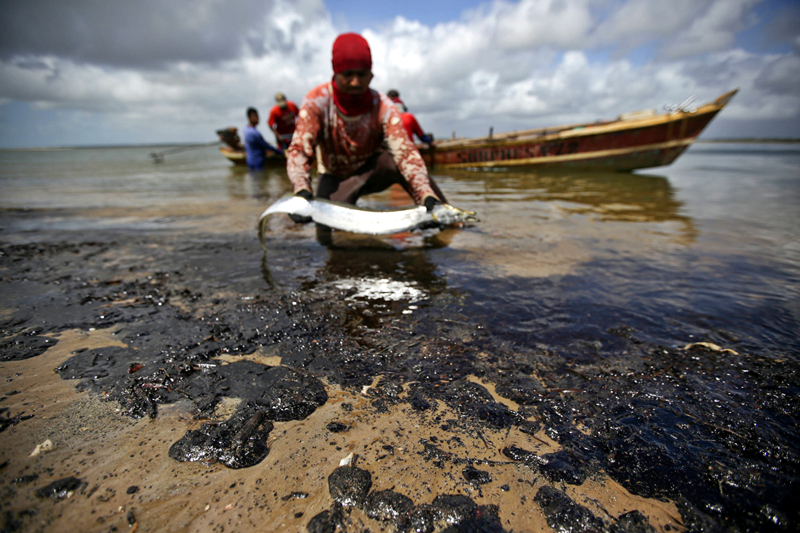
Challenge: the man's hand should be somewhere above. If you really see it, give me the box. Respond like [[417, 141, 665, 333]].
[[419, 196, 443, 230], [424, 196, 441, 212], [290, 190, 313, 223]]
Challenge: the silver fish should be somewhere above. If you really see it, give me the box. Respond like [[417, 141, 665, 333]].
[[257, 195, 478, 248]]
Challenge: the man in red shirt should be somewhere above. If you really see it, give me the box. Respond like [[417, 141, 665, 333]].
[[387, 89, 434, 145], [401, 110, 434, 145], [286, 33, 447, 219], [268, 92, 299, 150]]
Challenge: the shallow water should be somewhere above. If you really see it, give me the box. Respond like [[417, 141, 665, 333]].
[[1, 142, 799, 531], [4, 143, 796, 357]]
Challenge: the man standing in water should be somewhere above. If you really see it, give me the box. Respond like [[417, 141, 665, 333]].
[[268, 93, 299, 150], [244, 107, 283, 171], [285, 33, 447, 215]]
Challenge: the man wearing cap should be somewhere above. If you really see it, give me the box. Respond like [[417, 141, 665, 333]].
[[286, 32, 447, 218], [268, 93, 299, 150], [386, 89, 407, 111], [387, 89, 433, 145]]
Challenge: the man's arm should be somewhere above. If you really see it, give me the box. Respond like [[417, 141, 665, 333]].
[[248, 129, 283, 155], [409, 115, 424, 140], [287, 102, 300, 121], [408, 115, 433, 144], [265, 141, 283, 155], [267, 107, 282, 143], [286, 89, 325, 195], [381, 98, 438, 205]]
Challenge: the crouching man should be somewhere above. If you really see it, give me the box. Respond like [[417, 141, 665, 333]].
[[285, 32, 447, 225]]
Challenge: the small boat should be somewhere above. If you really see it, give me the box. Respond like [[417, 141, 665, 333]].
[[420, 89, 737, 171], [219, 145, 246, 165], [216, 127, 286, 168]]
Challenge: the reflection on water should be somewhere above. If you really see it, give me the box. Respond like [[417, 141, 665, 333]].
[[225, 167, 292, 201], [251, 159, 796, 359], [262, 237, 451, 305], [322, 248, 436, 314], [332, 278, 426, 303], [260, 240, 461, 330], [427, 161, 797, 358], [443, 168, 695, 235]]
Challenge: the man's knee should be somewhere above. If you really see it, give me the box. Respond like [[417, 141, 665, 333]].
[[375, 151, 400, 173], [315, 173, 338, 200]]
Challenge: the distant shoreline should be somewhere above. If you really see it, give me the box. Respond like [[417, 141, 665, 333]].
[[0, 142, 217, 151]]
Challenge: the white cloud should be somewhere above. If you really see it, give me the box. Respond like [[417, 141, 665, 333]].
[[0, 0, 797, 147], [592, 0, 710, 51], [658, 0, 762, 60], [755, 54, 800, 96], [493, 0, 594, 49], [365, 0, 799, 136]]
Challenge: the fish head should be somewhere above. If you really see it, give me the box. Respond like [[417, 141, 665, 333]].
[[430, 204, 479, 225]]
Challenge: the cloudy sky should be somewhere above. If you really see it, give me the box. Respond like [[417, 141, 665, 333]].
[[0, 0, 798, 148]]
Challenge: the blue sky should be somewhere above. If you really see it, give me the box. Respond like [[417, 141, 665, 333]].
[[0, 0, 798, 148]]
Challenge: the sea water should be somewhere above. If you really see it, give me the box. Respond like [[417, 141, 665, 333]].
[[1, 142, 798, 358]]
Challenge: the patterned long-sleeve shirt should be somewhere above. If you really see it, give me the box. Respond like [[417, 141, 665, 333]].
[[286, 82, 436, 204]]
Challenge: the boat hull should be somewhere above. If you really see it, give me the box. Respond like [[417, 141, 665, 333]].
[[421, 90, 736, 171], [220, 146, 247, 166]]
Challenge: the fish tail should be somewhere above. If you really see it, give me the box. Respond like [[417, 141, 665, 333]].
[[257, 214, 269, 251]]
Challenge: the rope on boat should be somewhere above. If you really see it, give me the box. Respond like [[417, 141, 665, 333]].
[[150, 141, 221, 163]]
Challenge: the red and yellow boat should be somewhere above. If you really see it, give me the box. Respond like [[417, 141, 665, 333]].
[[421, 89, 737, 171]]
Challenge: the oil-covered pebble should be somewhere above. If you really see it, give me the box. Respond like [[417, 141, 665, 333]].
[[610, 510, 658, 533], [307, 504, 343, 533], [327, 466, 372, 507], [326, 422, 348, 433], [364, 489, 413, 520], [462, 465, 492, 485], [35, 477, 83, 500], [168, 401, 273, 469], [534, 485, 604, 532], [538, 450, 587, 485]]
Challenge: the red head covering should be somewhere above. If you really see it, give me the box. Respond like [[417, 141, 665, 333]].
[[332, 33, 372, 74], [330, 33, 374, 116]]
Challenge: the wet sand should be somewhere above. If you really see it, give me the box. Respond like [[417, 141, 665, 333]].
[[1, 330, 682, 533]]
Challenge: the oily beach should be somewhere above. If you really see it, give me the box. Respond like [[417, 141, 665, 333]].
[[1, 143, 799, 532]]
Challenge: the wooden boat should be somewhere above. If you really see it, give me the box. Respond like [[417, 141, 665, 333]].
[[216, 127, 286, 168], [420, 89, 737, 171], [219, 145, 246, 165]]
